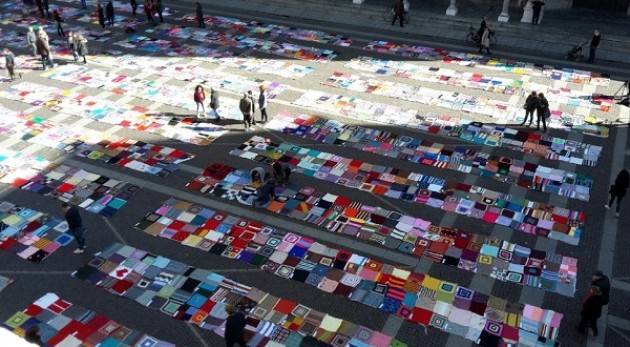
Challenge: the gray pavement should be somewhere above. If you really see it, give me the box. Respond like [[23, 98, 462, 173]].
[[1, 0, 630, 346]]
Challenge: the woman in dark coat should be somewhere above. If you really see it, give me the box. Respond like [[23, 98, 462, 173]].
[[606, 169, 629, 216], [578, 285, 605, 336], [97, 4, 106, 28], [209, 88, 220, 120]]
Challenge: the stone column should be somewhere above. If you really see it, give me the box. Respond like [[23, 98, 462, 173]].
[[520, 0, 533, 23], [498, 0, 510, 22], [446, 0, 458, 16]]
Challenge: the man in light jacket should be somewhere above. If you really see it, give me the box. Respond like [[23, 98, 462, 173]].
[[258, 85, 269, 123]]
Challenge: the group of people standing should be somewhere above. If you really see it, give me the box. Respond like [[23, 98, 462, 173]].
[[129, 0, 165, 24], [25, 24, 90, 70], [521, 91, 550, 132], [239, 86, 269, 131], [193, 85, 220, 120], [192, 84, 270, 129]]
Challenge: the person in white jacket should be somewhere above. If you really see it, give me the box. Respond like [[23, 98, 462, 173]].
[[258, 84, 268, 123]]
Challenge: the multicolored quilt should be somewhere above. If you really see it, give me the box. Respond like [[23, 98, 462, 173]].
[[73, 243, 404, 347], [0, 201, 74, 262], [266, 113, 593, 201], [75, 138, 194, 177], [0, 82, 227, 146], [149, 23, 338, 62], [179, 14, 352, 47], [232, 136, 585, 246], [187, 163, 578, 296], [18, 164, 139, 217], [135, 198, 564, 346], [294, 90, 604, 164], [363, 41, 611, 86], [323, 71, 607, 131], [3, 292, 174, 347], [346, 57, 612, 112]]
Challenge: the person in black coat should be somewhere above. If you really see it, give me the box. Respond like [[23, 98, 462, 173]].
[[62, 202, 86, 253], [224, 305, 246, 347], [578, 285, 605, 336], [588, 30, 601, 63], [521, 91, 538, 127], [35, 0, 45, 17], [391, 0, 404, 27], [532, 0, 544, 25], [591, 271, 610, 306], [106, 1, 115, 26], [53, 9, 65, 38], [535, 92, 548, 132], [156, 0, 164, 23], [605, 169, 629, 216], [196, 2, 205, 28], [42, 0, 50, 18], [130, 0, 138, 16], [97, 3, 106, 28], [209, 88, 220, 120]]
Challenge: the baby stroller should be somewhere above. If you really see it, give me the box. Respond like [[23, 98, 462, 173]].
[[566, 41, 587, 61]]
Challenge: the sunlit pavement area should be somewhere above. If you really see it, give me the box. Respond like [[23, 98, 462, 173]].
[[1, 1, 630, 346]]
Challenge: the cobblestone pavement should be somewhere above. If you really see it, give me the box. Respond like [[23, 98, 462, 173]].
[[0, 0, 629, 346]]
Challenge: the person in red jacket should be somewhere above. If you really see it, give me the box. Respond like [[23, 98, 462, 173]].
[[194, 85, 206, 118]]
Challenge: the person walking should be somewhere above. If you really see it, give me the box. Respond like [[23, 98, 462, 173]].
[[209, 88, 220, 120], [532, 0, 544, 25], [477, 17, 487, 39], [258, 85, 269, 123], [62, 202, 86, 254], [69, 32, 78, 60], [3, 49, 19, 81], [97, 3, 106, 28], [591, 271, 610, 306], [26, 27, 37, 56], [248, 90, 257, 126], [53, 9, 65, 38], [578, 285, 605, 336], [42, 0, 50, 18], [224, 305, 247, 347], [521, 91, 538, 127], [36, 28, 53, 70], [194, 85, 206, 118], [75, 33, 88, 64], [239, 93, 254, 131], [535, 92, 548, 132], [130, 0, 138, 16], [479, 26, 491, 54], [81, 0, 87, 9], [605, 169, 629, 217], [156, 0, 164, 23], [106, 1, 115, 26], [35, 0, 44, 17], [196, 2, 205, 28], [391, 0, 404, 27], [588, 30, 601, 63], [144, 0, 154, 23]]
